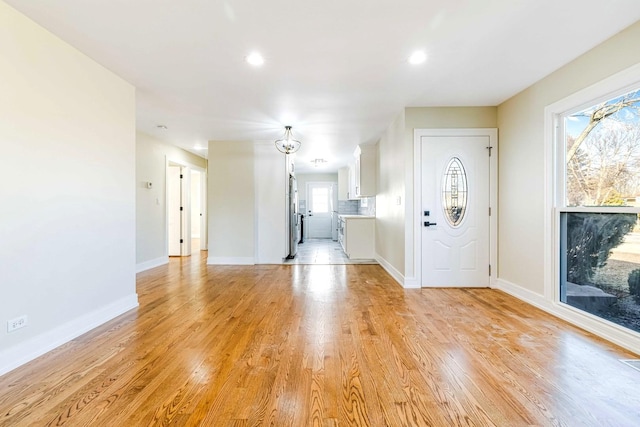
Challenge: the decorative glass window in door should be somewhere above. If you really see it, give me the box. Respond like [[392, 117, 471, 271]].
[[442, 157, 468, 227]]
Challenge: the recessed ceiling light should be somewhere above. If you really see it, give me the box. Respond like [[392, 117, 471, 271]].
[[157, 124, 168, 130], [408, 50, 427, 65], [194, 145, 206, 151], [246, 52, 264, 67]]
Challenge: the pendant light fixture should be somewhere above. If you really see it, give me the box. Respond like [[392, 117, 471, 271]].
[[275, 126, 301, 154]]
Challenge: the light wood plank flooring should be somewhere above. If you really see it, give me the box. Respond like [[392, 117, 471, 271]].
[[1, 252, 640, 426]]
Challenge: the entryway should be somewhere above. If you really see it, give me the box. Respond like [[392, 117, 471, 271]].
[[415, 129, 497, 288], [167, 160, 207, 257], [306, 182, 335, 239]]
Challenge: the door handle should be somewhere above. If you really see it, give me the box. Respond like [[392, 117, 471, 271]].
[[424, 221, 437, 227]]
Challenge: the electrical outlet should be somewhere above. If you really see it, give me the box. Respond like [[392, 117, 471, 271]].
[[7, 315, 28, 333]]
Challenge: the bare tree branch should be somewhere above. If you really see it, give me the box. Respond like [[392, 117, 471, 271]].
[[566, 95, 640, 162]]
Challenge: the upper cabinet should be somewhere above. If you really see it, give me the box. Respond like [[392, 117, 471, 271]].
[[338, 167, 349, 200], [338, 165, 358, 200], [353, 144, 376, 198], [338, 144, 377, 200]]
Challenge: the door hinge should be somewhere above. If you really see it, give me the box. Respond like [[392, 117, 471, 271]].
[[489, 264, 492, 276], [180, 174, 183, 179], [489, 207, 492, 216], [486, 146, 493, 157], [180, 206, 183, 211], [180, 239, 184, 244]]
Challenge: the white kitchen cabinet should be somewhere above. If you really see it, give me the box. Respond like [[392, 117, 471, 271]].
[[348, 163, 357, 200], [339, 164, 359, 200], [339, 215, 375, 259], [338, 167, 349, 200], [353, 145, 376, 197]]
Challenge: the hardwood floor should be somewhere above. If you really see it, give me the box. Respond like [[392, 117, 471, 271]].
[[2, 252, 640, 426]]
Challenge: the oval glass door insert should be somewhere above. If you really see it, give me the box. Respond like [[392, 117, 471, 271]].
[[442, 157, 468, 227]]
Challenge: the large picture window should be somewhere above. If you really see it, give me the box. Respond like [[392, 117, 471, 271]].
[[558, 87, 640, 333]]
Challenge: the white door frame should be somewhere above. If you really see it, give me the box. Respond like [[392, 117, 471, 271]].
[[413, 128, 498, 288], [165, 157, 208, 256], [305, 181, 335, 239], [167, 163, 186, 256]]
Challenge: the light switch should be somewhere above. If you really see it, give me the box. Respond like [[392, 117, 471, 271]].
[[396, 196, 402, 205]]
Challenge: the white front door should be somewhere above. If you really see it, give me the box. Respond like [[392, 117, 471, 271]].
[[420, 134, 491, 287], [307, 182, 333, 239]]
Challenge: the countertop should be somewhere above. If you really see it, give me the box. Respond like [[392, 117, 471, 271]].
[[338, 214, 375, 219]]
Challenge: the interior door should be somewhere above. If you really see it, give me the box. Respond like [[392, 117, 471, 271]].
[[421, 135, 490, 287], [307, 182, 333, 239], [168, 164, 191, 256], [168, 165, 182, 256]]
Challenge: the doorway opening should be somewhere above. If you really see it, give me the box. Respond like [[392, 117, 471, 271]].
[[306, 182, 335, 240], [167, 160, 207, 257]]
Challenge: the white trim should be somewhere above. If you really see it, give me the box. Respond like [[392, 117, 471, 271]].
[[412, 128, 498, 288], [403, 277, 420, 289], [544, 62, 640, 350], [560, 206, 640, 213], [0, 294, 139, 376], [375, 253, 404, 287], [494, 279, 640, 356], [375, 253, 421, 289], [493, 278, 552, 312], [207, 256, 255, 265], [136, 256, 169, 273]]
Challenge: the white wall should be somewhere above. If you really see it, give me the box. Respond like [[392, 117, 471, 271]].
[[402, 107, 498, 285], [376, 112, 406, 281], [136, 132, 206, 271], [375, 107, 497, 286], [255, 143, 287, 263], [207, 141, 256, 264], [207, 141, 288, 264], [497, 22, 640, 296], [0, 1, 137, 374], [191, 170, 201, 238]]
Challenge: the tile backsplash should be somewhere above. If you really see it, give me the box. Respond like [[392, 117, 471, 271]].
[[300, 198, 375, 216], [358, 197, 376, 216], [337, 200, 359, 214]]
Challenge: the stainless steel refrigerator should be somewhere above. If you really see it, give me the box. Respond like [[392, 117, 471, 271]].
[[286, 174, 299, 259]]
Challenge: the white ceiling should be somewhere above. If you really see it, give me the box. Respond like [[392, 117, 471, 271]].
[[6, 0, 640, 173]]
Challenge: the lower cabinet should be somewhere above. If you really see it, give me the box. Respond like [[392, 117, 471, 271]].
[[340, 217, 374, 259]]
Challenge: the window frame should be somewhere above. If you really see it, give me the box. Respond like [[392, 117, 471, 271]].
[[544, 63, 640, 352]]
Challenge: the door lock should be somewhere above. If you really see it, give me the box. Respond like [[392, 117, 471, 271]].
[[424, 221, 437, 227]]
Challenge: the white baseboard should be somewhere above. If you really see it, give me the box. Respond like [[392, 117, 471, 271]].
[[375, 254, 421, 289], [403, 277, 420, 289], [494, 278, 640, 356], [207, 256, 255, 265], [0, 294, 139, 376], [136, 256, 169, 273], [375, 254, 403, 287], [493, 278, 552, 312]]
